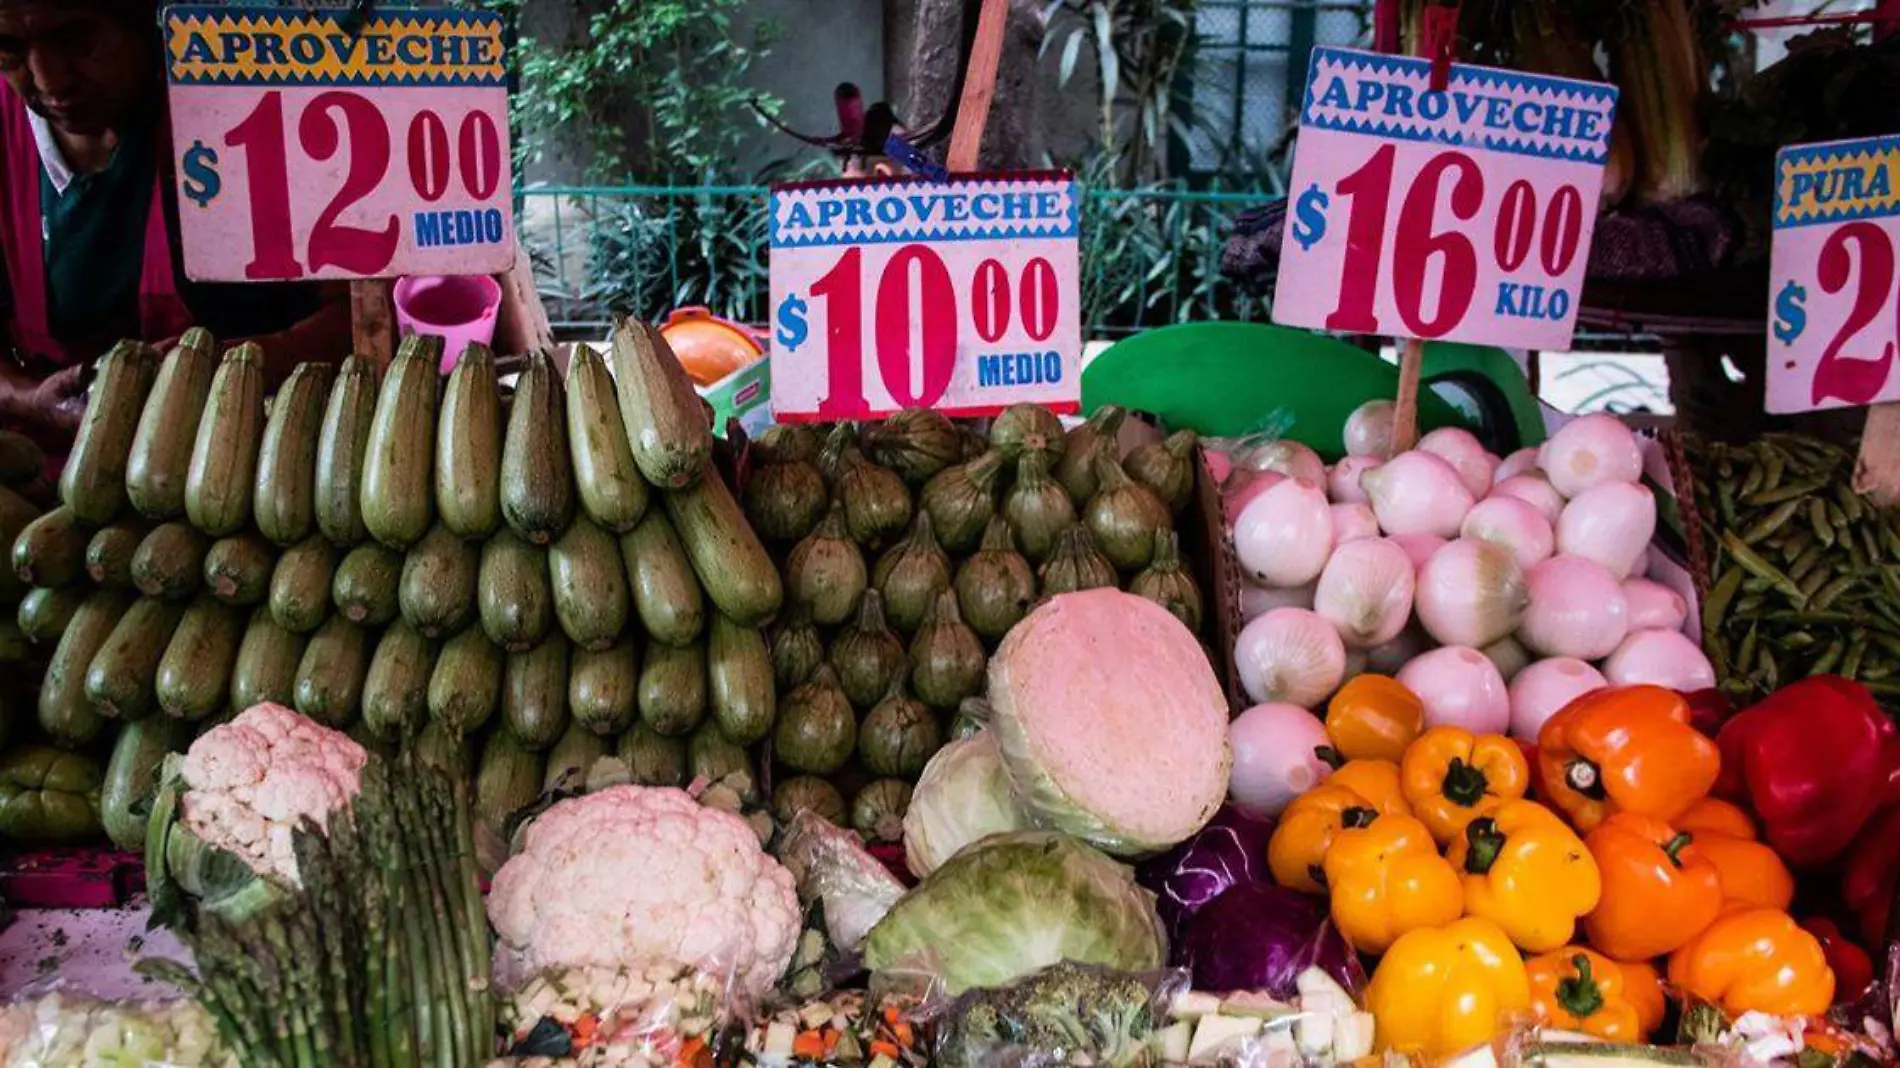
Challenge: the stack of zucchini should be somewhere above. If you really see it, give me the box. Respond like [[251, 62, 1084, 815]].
[[9, 317, 784, 850]]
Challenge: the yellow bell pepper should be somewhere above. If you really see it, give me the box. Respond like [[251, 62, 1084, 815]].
[[1366, 917, 1532, 1059], [1326, 674, 1425, 762], [1268, 784, 1380, 894], [1326, 758, 1411, 818], [1402, 726, 1530, 846], [1667, 908, 1835, 1018], [1526, 947, 1648, 1042], [1447, 799, 1601, 953], [1324, 813, 1464, 954]]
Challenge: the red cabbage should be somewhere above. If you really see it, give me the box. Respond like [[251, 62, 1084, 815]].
[[1177, 881, 1365, 1000], [1136, 804, 1275, 940]]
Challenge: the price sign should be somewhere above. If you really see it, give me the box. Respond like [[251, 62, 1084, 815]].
[[767, 174, 1081, 421], [163, 5, 515, 282], [1273, 47, 1618, 351], [1766, 135, 1900, 414]]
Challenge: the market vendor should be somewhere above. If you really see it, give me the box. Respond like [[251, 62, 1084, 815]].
[[0, 0, 349, 445]]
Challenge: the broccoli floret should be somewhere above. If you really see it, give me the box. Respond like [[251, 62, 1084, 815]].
[[938, 962, 1160, 1067]]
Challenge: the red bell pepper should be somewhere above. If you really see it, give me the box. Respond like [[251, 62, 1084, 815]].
[[1682, 687, 1735, 739], [1800, 917, 1876, 1004], [1843, 803, 1900, 948], [1716, 676, 1896, 869]]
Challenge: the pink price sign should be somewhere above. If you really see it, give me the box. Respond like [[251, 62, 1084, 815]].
[[1765, 135, 1900, 414], [767, 174, 1081, 421], [163, 6, 515, 282], [1273, 48, 1618, 351]]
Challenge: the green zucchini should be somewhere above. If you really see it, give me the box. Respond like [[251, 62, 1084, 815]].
[[102, 716, 193, 852], [663, 472, 783, 626], [429, 627, 503, 736], [292, 616, 371, 728], [638, 638, 706, 737], [503, 633, 570, 750], [0, 429, 45, 486], [61, 339, 158, 523], [203, 531, 275, 607], [549, 514, 630, 651], [478, 527, 553, 652], [126, 328, 218, 520], [86, 519, 150, 588], [17, 585, 84, 643], [314, 355, 379, 546], [570, 636, 639, 736], [619, 510, 705, 647], [38, 589, 135, 746], [332, 541, 403, 626], [609, 316, 711, 489], [567, 347, 648, 533], [252, 361, 333, 545], [185, 343, 265, 537], [0, 485, 39, 601], [156, 595, 245, 720], [130, 521, 210, 600], [619, 721, 685, 787], [362, 621, 436, 741], [499, 351, 575, 544], [435, 342, 503, 540], [360, 334, 441, 550], [475, 727, 544, 839], [708, 612, 776, 746], [269, 535, 338, 634], [12, 505, 87, 587], [398, 523, 478, 638], [230, 608, 307, 712], [85, 597, 189, 720], [543, 721, 608, 792]]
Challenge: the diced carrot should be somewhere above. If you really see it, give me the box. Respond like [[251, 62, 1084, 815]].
[[1807, 1033, 1847, 1056], [677, 1037, 713, 1068], [793, 1031, 828, 1058], [884, 1004, 901, 1025], [871, 1039, 902, 1058], [823, 1028, 841, 1055], [891, 1020, 914, 1047], [572, 1013, 599, 1048]]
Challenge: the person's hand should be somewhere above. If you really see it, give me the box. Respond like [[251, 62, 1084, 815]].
[[0, 364, 88, 437]]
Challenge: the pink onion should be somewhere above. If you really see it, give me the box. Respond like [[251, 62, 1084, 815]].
[[1489, 474, 1566, 526], [1330, 503, 1381, 544], [1556, 482, 1656, 580], [1540, 413, 1642, 498], [1519, 555, 1630, 660], [1390, 533, 1448, 570], [1241, 581, 1316, 620], [1227, 703, 1332, 817], [1329, 456, 1378, 504], [1508, 658, 1607, 741], [1397, 646, 1510, 733], [1344, 400, 1396, 458], [1603, 629, 1716, 691], [1418, 427, 1498, 499], [1495, 448, 1542, 483], [1240, 440, 1326, 486], [1461, 496, 1555, 571], [1366, 626, 1432, 675], [1361, 450, 1475, 537], [1314, 538, 1416, 648], [1234, 608, 1347, 709], [1223, 470, 1285, 527], [1622, 578, 1688, 632], [1482, 636, 1532, 683], [1234, 477, 1333, 587], [1415, 539, 1529, 648]]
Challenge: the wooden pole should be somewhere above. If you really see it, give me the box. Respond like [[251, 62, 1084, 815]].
[[349, 280, 396, 368], [945, 0, 1011, 172], [494, 244, 555, 358], [1391, 337, 1425, 453]]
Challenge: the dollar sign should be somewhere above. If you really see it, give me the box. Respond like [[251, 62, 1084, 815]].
[[1291, 182, 1330, 252], [775, 293, 809, 353], [182, 140, 221, 208], [1773, 280, 1808, 346]]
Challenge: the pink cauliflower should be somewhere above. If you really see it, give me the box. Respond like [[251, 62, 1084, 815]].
[[487, 786, 801, 998], [178, 702, 368, 886]]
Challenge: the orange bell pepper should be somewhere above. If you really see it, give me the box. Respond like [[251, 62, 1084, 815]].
[[1582, 812, 1724, 960], [1620, 959, 1667, 1036], [1268, 784, 1381, 894], [1401, 726, 1529, 845], [1323, 813, 1464, 954], [1536, 685, 1720, 832], [1326, 675, 1425, 763], [1526, 948, 1648, 1042], [1696, 833, 1795, 913], [1668, 908, 1835, 1018], [1448, 799, 1600, 952], [1326, 758, 1411, 818], [1675, 797, 1757, 840]]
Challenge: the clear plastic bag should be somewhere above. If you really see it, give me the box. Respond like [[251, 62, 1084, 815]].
[[738, 988, 930, 1066], [918, 961, 1191, 1068], [1163, 967, 1375, 1068], [774, 811, 906, 955], [0, 989, 236, 1068], [494, 960, 750, 1067]]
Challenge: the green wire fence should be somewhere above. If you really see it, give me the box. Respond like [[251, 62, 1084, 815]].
[[515, 184, 1281, 340]]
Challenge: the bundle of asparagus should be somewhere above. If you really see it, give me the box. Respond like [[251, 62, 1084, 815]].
[[144, 752, 493, 1067]]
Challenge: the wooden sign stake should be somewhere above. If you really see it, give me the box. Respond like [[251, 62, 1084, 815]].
[[1854, 406, 1900, 505], [945, 0, 1011, 172], [1391, 337, 1425, 453]]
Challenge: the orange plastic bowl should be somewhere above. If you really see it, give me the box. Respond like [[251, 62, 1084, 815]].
[[661, 307, 765, 386]]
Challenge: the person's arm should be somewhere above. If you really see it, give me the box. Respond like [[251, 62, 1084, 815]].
[[0, 359, 86, 440], [243, 282, 353, 389]]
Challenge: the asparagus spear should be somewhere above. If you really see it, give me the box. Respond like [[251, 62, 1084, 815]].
[[446, 765, 496, 1055], [384, 775, 448, 1066], [394, 763, 469, 1068], [418, 761, 486, 1064], [296, 820, 364, 1062]]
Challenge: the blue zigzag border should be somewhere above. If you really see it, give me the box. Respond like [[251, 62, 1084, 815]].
[[163, 4, 505, 87], [1773, 135, 1900, 230], [768, 182, 1081, 248]]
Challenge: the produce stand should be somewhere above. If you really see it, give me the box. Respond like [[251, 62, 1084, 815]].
[[8, 2, 1900, 1067]]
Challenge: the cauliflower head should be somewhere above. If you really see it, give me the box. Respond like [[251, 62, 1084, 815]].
[[178, 702, 367, 886], [487, 785, 801, 999]]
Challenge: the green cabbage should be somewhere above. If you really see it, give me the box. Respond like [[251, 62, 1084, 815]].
[[862, 831, 1167, 995], [901, 732, 1030, 879]]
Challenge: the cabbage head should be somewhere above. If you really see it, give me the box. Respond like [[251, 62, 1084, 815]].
[[862, 830, 1166, 995], [901, 732, 1030, 879]]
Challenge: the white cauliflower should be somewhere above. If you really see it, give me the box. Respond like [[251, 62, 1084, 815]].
[[178, 702, 367, 886], [487, 785, 801, 999]]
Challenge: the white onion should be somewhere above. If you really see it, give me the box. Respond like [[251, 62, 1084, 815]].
[[1241, 581, 1316, 620], [1482, 635, 1532, 683], [1556, 482, 1656, 580], [1234, 607, 1348, 709], [1603, 629, 1716, 691], [1227, 703, 1333, 817], [1234, 477, 1333, 587], [1330, 503, 1381, 544], [1366, 626, 1432, 675], [1344, 400, 1396, 458], [1461, 496, 1556, 571], [1489, 474, 1566, 526], [1390, 533, 1448, 570], [1397, 646, 1510, 733], [1418, 427, 1499, 498], [1222, 470, 1285, 527], [1520, 555, 1630, 660], [1314, 538, 1416, 648], [1495, 447, 1542, 483], [1541, 414, 1643, 498], [1623, 578, 1688, 632], [1329, 456, 1378, 504], [1415, 538, 1529, 648], [1240, 440, 1327, 486], [1508, 658, 1607, 741], [1361, 451, 1475, 537]]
